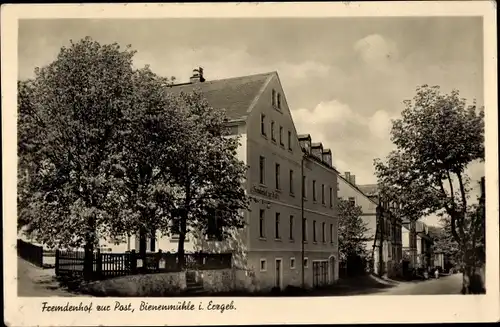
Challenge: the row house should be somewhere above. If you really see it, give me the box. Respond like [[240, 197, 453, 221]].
[[357, 184, 403, 277], [337, 171, 378, 276], [402, 220, 433, 270], [101, 69, 340, 291]]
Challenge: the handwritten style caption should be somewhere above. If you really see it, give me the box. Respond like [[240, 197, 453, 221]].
[[41, 300, 236, 314]]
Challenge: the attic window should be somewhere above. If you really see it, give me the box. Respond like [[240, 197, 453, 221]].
[[277, 93, 281, 109], [272, 89, 276, 107]]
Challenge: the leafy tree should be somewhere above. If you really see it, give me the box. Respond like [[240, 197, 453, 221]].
[[16, 37, 157, 278], [337, 198, 370, 272], [160, 90, 250, 268], [374, 85, 484, 293], [428, 224, 460, 267], [105, 66, 180, 263]]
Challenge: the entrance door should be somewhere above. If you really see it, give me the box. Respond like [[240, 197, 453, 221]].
[[329, 257, 335, 283], [275, 259, 282, 289]]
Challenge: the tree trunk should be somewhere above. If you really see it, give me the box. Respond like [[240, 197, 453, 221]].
[[177, 215, 187, 269], [139, 226, 147, 272], [83, 240, 94, 281], [83, 215, 96, 281]]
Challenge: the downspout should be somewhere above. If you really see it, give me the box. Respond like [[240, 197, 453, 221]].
[[301, 155, 305, 289]]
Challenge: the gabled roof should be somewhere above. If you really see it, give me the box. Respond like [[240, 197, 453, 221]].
[[167, 72, 274, 121], [357, 184, 379, 196]]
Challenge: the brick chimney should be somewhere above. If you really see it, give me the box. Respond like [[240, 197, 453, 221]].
[[350, 175, 356, 185], [190, 67, 205, 83], [344, 171, 351, 181]]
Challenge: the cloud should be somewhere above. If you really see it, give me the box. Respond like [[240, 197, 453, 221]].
[[368, 110, 398, 139], [291, 100, 397, 184], [354, 34, 399, 70]]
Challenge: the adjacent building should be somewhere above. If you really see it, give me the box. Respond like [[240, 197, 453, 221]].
[[402, 220, 433, 271], [336, 171, 378, 276], [357, 184, 403, 277], [101, 69, 340, 290]]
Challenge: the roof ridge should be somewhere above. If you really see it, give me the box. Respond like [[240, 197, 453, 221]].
[[170, 71, 276, 87]]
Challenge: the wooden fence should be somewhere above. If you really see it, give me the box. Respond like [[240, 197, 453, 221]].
[[17, 239, 44, 267], [55, 250, 233, 280]]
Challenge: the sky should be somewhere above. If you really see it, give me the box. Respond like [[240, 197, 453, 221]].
[[18, 18, 485, 226]]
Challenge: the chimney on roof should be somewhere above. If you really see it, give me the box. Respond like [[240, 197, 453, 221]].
[[350, 175, 356, 185], [345, 171, 351, 181], [190, 67, 205, 83]]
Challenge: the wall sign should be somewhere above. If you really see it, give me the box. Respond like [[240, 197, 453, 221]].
[[251, 185, 279, 200]]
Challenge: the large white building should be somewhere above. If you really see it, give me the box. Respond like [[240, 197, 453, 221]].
[[101, 70, 340, 290]]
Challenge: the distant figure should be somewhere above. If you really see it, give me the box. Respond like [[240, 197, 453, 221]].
[[434, 268, 439, 279]]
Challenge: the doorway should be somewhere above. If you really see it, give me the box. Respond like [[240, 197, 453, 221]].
[[275, 259, 283, 289], [329, 256, 336, 283]]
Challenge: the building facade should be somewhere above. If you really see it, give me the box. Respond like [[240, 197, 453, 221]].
[[100, 69, 340, 290], [357, 184, 403, 277], [402, 220, 433, 271], [337, 171, 378, 276]]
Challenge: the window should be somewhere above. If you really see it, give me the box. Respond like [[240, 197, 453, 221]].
[[289, 215, 294, 240], [271, 121, 276, 141], [277, 93, 281, 109], [261, 114, 266, 136], [302, 218, 308, 241], [313, 180, 317, 202], [302, 176, 307, 198], [259, 209, 265, 238], [260, 259, 267, 272], [329, 187, 333, 207], [330, 224, 333, 243], [272, 89, 276, 107], [288, 131, 292, 150], [322, 222, 326, 243], [259, 156, 265, 185], [321, 184, 325, 204], [275, 212, 281, 239], [279, 126, 284, 146], [349, 197, 356, 206], [289, 170, 294, 194], [290, 257, 296, 269], [275, 163, 280, 190], [304, 257, 309, 268], [313, 220, 317, 242], [207, 210, 223, 241]]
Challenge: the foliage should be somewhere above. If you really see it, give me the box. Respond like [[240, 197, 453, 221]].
[[428, 224, 460, 265], [337, 198, 370, 262], [374, 85, 485, 292], [163, 91, 249, 267], [17, 37, 137, 249], [18, 38, 250, 271]]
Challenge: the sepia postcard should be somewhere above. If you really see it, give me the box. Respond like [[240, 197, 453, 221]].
[[2, 2, 498, 326]]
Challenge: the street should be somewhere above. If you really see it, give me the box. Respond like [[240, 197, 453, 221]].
[[378, 273, 463, 295], [17, 257, 76, 297]]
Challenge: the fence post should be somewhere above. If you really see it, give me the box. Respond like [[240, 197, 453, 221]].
[[55, 249, 60, 276], [96, 249, 102, 280], [130, 250, 137, 274]]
